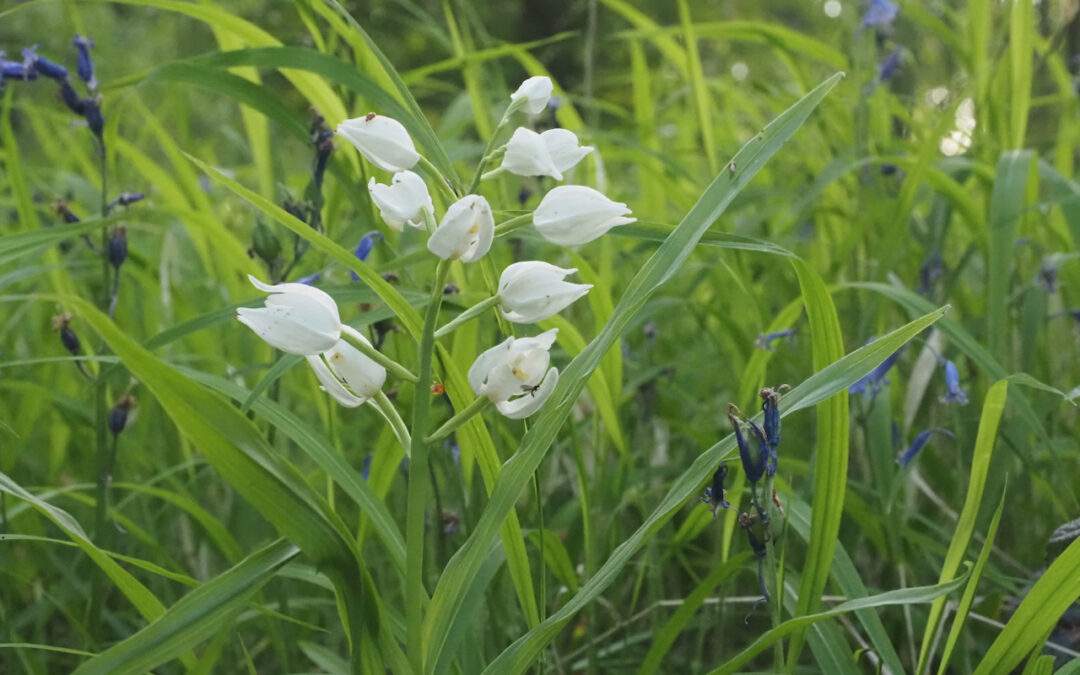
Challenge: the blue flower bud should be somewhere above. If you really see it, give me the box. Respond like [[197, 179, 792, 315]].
[[701, 463, 731, 518], [878, 49, 902, 82], [52, 313, 81, 355], [897, 428, 954, 467], [58, 79, 85, 115], [108, 395, 135, 435], [107, 226, 127, 268], [118, 192, 144, 206], [82, 96, 104, 138], [73, 35, 96, 88], [940, 359, 969, 405], [862, 0, 898, 29], [22, 47, 68, 80], [1, 53, 35, 81], [755, 328, 795, 351], [849, 345, 902, 397], [349, 231, 382, 281]]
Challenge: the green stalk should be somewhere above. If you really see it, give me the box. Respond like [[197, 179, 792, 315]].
[[425, 396, 491, 443], [467, 97, 524, 195], [417, 156, 460, 201], [341, 324, 418, 382], [493, 213, 533, 238], [404, 259, 450, 674], [370, 390, 411, 452], [433, 295, 500, 339]]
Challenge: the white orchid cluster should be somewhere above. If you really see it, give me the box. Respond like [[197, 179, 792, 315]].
[[238, 76, 634, 424]]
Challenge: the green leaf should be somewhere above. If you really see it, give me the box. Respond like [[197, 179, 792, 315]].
[[71, 539, 299, 675], [973, 534, 1080, 674], [425, 72, 845, 675], [787, 258, 850, 665], [917, 380, 1009, 673], [986, 151, 1035, 364], [707, 570, 972, 675]]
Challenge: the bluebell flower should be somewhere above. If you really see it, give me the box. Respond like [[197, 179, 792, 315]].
[[349, 231, 382, 280], [108, 395, 135, 435], [919, 251, 945, 296], [862, 0, 898, 28], [73, 35, 96, 89], [877, 48, 903, 81], [0, 52, 36, 81], [22, 47, 68, 80], [755, 328, 795, 351], [58, 80, 85, 115], [849, 346, 902, 397], [107, 226, 127, 269], [759, 388, 781, 476], [728, 405, 768, 484], [940, 359, 969, 405], [700, 463, 731, 518], [897, 428, 954, 467], [296, 272, 322, 286], [360, 454, 372, 480], [52, 313, 81, 355], [82, 96, 104, 139]]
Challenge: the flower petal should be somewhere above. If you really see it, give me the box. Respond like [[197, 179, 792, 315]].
[[306, 355, 365, 407], [497, 367, 558, 419]]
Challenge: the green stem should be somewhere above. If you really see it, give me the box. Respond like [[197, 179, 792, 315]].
[[369, 390, 411, 452], [762, 476, 785, 671], [467, 98, 523, 195], [417, 155, 459, 201], [425, 396, 491, 443], [341, 324, 418, 383], [433, 295, 501, 339], [404, 259, 450, 675], [493, 213, 534, 238]]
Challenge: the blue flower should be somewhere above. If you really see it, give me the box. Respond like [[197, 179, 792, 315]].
[[755, 328, 795, 351], [759, 388, 781, 476], [862, 0, 898, 28], [897, 428, 954, 467], [849, 345, 902, 397], [878, 48, 903, 81], [73, 35, 96, 89], [0, 52, 35, 81], [729, 405, 768, 484], [22, 47, 68, 80], [59, 80, 85, 114], [107, 226, 127, 269], [360, 454, 372, 480], [940, 359, 969, 405], [701, 463, 731, 518], [296, 272, 322, 286], [919, 251, 945, 296], [350, 231, 382, 280]]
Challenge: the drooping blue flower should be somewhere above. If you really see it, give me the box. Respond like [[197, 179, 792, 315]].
[[940, 359, 969, 405], [849, 346, 902, 397], [22, 47, 68, 80], [83, 97, 104, 139], [349, 231, 383, 280], [897, 428, 954, 467], [296, 272, 322, 286], [0, 52, 36, 81], [878, 48, 903, 81], [729, 405, 768, 484], [759, 388, 781, 476], [701, 463, 731, 518], [107, 226, 127, 269], [73, 35, 96, 89], [755, 328, 795, 351], [58, 80, 85, 114], [862, 0, 899, 28]]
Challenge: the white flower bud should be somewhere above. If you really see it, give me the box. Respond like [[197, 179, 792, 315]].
[[336, 114, 419, 172], [498, 261, 591, 323], [426, 194, 494, 263], [236, 275, 341, 355], [532, 185, 635, 246], [305, 333, 387, 408], [368, 170, 433, 231], [510, 75, 553, 115]]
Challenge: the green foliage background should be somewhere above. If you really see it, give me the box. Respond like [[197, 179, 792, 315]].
[[1, 0, 1079, 673]]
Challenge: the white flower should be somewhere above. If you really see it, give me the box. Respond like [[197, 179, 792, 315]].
[[511, 75, 553, 115], [306, 330, 387, 408], [426, 194, 494, 263], [336, 114, 419, 172], [533, 185, 635, 246], [500, 128, 592, 181], [468, 329, 559, 419], [236, 275, 341, 354], [498, 261, 591, 323], [368, 170, 433, 231]]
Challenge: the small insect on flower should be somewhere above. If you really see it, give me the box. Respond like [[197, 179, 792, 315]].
[[700, 463, 731, 518]]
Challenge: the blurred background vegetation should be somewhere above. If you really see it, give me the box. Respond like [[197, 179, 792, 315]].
[[2, 0, 1079, 673]]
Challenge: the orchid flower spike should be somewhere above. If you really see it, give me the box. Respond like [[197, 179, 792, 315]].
[[236, 275, 341, 354], [336, 114, 419, 172], [500, 128, 593, 181], [368, 170, 433, 231], [306, 334, 387, 408], [427, 194, 494, 263], [533, 185, 635, 246], [510, 75, 553, 115], [468, 328, 559, 419], [498, 261, 591, 323]]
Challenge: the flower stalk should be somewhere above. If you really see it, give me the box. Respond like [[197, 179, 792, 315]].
[[493, 212, 534, 238], [341, 324, 417, 382], [434, 295, 500, 339], [425, 396, 491, 443], [404, 258, 451, 674]]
